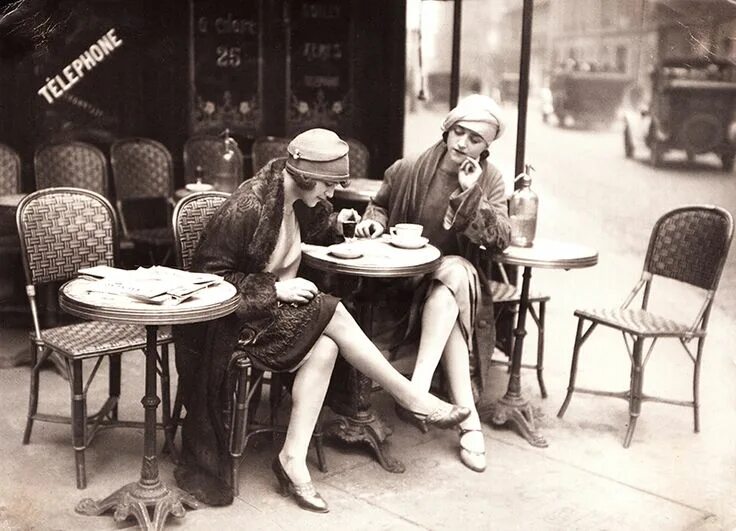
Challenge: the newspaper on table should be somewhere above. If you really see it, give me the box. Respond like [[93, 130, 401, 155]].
[[77, 265, 223, 305]]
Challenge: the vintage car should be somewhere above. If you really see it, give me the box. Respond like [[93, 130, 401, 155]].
[[623, 57, 736, 171], [545, 70, 632, 128]]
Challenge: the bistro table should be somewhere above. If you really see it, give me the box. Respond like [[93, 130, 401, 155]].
[[60, 277, 239, 531], [302, 236, 441, 473], [482, 237, 598, 447]]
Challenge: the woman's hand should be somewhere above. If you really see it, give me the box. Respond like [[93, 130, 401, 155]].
[[356, 219, 384, 238], [458, 157, 482, 191], [275, 277, 318, 305], [337, 208, 361, 225]]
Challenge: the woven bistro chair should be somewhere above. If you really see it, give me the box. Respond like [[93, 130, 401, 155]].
[[171, 191, 327, 495], [251, 136, 290, 175], [110, 137, 175, 264], [0, 143, 21, 254], [345, 138, 370, 179], [0, 142, 20, 195], [557, 205, 734, 448], [183, 134, 244, 186], [486, 263, 551, 398], [17, 188, 175, 488], [34, 141, 108, 196]]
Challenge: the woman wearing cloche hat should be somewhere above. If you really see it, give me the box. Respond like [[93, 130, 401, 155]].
[[357, 94, 512, 473], [173, 128, 470, 512]]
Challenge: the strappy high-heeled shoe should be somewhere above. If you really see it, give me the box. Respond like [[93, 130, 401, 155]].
[[395, 402, 471, 431], [459, 429, 486, 473], [271, 457, 329, 513]]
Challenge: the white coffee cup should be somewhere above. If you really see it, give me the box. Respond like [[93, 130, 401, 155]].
[[390, 223, 423, 241]]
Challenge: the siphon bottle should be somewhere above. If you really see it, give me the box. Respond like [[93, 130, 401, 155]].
[[509, 164, 538, 247]]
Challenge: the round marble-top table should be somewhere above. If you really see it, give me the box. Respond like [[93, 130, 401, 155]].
[[302, 236, 441, 473], [60, 277, 239, 530], [483, 237, 598, 448]]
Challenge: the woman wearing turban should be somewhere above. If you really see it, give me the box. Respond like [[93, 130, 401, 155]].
[[356, 95, 512, 473]]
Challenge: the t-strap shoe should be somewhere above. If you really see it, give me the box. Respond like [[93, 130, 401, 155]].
[[459, 429, 486, 473], [272, 457, 329, 513]]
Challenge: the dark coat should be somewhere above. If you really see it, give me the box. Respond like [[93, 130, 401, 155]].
[[173, 159, 340, 505]]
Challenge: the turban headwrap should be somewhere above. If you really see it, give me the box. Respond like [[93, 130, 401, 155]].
[[441, 94, 505, 144]]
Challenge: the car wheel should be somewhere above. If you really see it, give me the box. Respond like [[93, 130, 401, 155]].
[[722, 151, 735, 172], [624, 125, 634, 158], [650, 142, 663, 167]]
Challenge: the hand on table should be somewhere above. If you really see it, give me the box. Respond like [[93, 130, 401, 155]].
[[355, 219, 384, 239], [275, 277, 318, 305]]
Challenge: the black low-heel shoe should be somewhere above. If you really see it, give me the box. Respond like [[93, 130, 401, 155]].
[[271, 457, 329, 513]]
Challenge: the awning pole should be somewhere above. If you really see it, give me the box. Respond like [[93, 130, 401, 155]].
[[515, 0, 534, 179], [450, 0, 462, 109]]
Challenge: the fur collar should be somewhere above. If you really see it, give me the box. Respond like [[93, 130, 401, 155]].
[[240, 159, 286, 271]]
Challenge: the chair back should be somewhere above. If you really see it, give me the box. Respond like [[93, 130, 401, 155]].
[[172, 191, 230, 270], [34, 141, 108, 196], [643, 205, 733, 292], [0, 143, 21, 195], [251, 136, 290, 175], [16, 187, 119, 286], [346, 138, 370, 179], [184, 135, 244, 184], [110, 137, 174, 200]]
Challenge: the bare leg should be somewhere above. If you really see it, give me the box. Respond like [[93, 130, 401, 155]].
[[440, 324, 485, 460], [412, 284, 458, 392], [323, 303, 443, 414], [440, 323, 481, 431], [280, 336, 338, 484]]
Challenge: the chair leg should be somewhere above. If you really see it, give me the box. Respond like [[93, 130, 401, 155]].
[[170, 386, 183, 443], [70, 359, 87, 489], [314, 409, 328, 473], [623, 337, 644, 448], [109, 354, 121, 421], [557, 317, 585, 418], [693, 338, 704, 433], [159, 345, 177, 461], [535, 302, 547, 399], [229, 362, 252, 497], [23, 341, 41, 444]]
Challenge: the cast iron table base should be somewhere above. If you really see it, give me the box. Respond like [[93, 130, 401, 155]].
[[482, 266, 549, 448], [76, 326, 199, 530]]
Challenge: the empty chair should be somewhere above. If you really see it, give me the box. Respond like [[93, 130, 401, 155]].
[[183, 133, 244, 187], [16, 187, 174, 488], [110, 137, 175, 264], [0, 142, 20, 195], [558, 205, 734, 447], [0, 143, 22, 254], [171, 191, 327, 495], [345, 138, 370, 179], [251, 136, 290, 175], [34, 141, 108, 195]]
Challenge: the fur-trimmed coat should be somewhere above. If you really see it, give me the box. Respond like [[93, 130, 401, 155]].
[[173, 159, 341, 505]]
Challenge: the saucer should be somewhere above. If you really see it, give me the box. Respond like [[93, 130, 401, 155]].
[[185, 182, 214, 192], [328, 244, 363, 259], [389, 236, 428, 249]]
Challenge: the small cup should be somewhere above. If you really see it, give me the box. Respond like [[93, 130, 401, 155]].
[[342, 220, 357, 240], [390, 223, 423, 240]]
